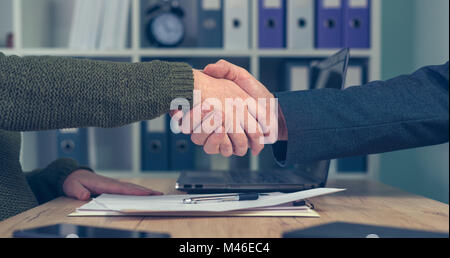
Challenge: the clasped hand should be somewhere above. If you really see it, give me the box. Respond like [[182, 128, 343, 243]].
[[63, 60, 288, 201], [172, 60, 288, 158]]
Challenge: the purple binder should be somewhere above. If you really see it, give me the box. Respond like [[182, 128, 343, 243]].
[[343, 0, 371, 48], [316, 0, 343, 48], [259, 0, 286, 49]]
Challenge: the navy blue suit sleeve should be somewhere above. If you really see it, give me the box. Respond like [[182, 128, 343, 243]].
[[272, 62, 449, 166]]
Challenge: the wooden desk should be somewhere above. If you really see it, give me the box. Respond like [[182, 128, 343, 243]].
[[0, 179, 448, 238]]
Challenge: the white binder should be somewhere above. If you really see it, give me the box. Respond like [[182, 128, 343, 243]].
[[285, 62, 311, 91], [287, 0, 314, 49], [224, 0, 249, 50], [344, 65, 363, 89]]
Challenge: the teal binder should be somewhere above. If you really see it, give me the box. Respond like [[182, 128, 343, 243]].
[[197, 0, 223, 48], [57, 128, 89, 166], [141, 116, 169, 171]]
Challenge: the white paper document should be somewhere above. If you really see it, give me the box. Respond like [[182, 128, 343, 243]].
[[75, 188, 345, 214]]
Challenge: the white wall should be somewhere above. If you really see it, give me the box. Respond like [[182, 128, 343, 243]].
[[413, 0, 449, 69], [379, 0, 449, 204]]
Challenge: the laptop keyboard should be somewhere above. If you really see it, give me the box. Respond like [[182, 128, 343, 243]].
[[228, 170, 290, 184]]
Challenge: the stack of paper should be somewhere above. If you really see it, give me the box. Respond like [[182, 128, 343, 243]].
[[70, 188, 345, 217]]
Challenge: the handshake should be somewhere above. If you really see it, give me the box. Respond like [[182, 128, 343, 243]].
[[170, 60, 288, 158]]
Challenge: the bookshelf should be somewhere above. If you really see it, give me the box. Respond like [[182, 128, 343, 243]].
[[1, 0, 382, 180]]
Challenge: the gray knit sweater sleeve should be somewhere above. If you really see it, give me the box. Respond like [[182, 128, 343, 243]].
[[0, 53, 194, 131]]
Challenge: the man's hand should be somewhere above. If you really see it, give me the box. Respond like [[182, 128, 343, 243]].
[[173, 70, 265, 157], [203, 60, 288, 145], [62, 170, 163, 201]]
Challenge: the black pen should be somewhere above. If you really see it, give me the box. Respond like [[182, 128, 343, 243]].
[[183, 193, 261, 204]]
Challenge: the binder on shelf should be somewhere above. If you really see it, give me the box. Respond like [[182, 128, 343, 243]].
[[99, 0, 122, 50], [338, 62, 367, 173], [343, 0, 371, 48], [168, 130, 196, 171], [287, 0, 314, 50], [229, 153, 250, 171], [92, 126, 133, 171], [167, 112, 195, 171], [141, 116, 169, 171], [57, 128, 89, 166], [343, 64, 364, 89], [69, 0, 104, 50], [115, 0, 131, 49], [284, 61, 311, 91], [197, 0, 223, 48], [86, 0, 104, 50], [68, 0, 85, 49], [69, 0, 130, 50], [259, 0, 286, 49], [316, 0, 343, 48], [224, 0, 249, 50]]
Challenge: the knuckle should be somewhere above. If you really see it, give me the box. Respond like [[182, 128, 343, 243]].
[[218, 59, 228, 65], [235, 141, 248, 150]]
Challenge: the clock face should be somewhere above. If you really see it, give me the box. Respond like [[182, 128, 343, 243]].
[[150, 13, 185, 47]]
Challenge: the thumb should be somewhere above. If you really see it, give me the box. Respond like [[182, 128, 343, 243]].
[[63, 179, 91, 201], [204, 59, 244, 83]]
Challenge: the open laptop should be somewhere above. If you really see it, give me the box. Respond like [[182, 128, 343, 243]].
[[176, 48, 350, 193]]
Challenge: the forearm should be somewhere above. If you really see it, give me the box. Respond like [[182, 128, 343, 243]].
[[273, 62, 449, 165], [0, 53, 193, 131]]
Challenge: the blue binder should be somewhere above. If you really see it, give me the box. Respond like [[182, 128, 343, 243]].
[[197, 0, 223, 48], [343, 0, 371, 48], [316, 0, 344, 48], [168, 131, 196, 171], [141, 116, 169, 171], [57, 128, 89, 166], [259, 0, 286, 48], [166, 112, 196, 171]]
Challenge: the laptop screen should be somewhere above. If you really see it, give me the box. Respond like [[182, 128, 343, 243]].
[[293, 48, 350, 185], [310, 48, 350, 90]]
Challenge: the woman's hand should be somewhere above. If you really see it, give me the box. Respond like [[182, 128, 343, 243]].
[[62, 170, 163, 201]]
